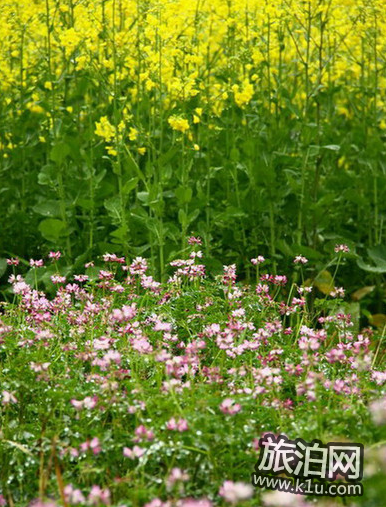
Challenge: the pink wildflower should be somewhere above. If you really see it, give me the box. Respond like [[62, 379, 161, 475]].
[[29, 259, 44, 267], [49, 251, 62, 260], [166, 417, 189, 431], [334, 244, 350, 253], [219, 481, 253, 504], [123, 445, 146, 459], [293, 256, 308, 264], [220, 398, 242, 415]]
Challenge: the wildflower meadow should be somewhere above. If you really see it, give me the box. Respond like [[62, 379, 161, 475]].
[[0, 0, 386, 506]]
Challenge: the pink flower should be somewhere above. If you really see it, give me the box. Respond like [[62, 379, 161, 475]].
[[262, 490, 308, 506], [83, 396, 98, 409], [90, 437, 101, 454], [219, 398, 242, 415], [334, 244, 350, 253], [176, 499, 212, 507], [1, 390, 17, 405], [74, 274, 89, 282], [251, 256, 265, 265], [166, 467, 189, 489], [6, 258, 19, 266], [123, 445, 146, 459], [88, 486, 110, 505], [371, 370, 386, 385], [144, 500, 171, 507], [222, 265, 237, 285], [330, 287, 345, 298], [188, 236, 202, 245], [166, 417, 189, 431], [369, 397, 386, 425], [111, 304, 137, 322], [51, 275, 66, 284], [103, 253, 125, 263], [64, 484, 86, 504], [129, 257, 148, 275], [29, 259, 44, 267], [49, 251, 62, 260], [133, 424, 155, 442], [293, 256, 308, 265], [70, 399, 84, 410], [70, 396, 97, 411], [219, 481, 253, 504]]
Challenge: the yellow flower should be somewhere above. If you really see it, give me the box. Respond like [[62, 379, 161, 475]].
[[76, 55, 88, 71], [168, 116, 190, 133], [59, 27, 82, 56], [129, 127, 138, 141], [95, 117, 115, 142], [338, 156, 349, 169], [193, 144, 200, 151], [145, 79, 156, 91], [106, 145, 117, 156], [138, 147, 146, 155], [27, 103, 44, 114], [44, 81, 53, 90], [233, 80, 254, 108]]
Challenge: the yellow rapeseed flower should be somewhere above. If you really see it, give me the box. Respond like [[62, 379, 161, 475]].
[[168, 116, 190, 133], [129, 127, 138, 141], [95, 117, 115, 143]]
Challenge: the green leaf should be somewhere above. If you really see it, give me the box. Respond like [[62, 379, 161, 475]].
[[50, 142, 70, 163], [357, 258, 386, 274], [38, 219, 67, 242], [110, 225, 129, 242], [0, 258, 7, 278], [367, 245, 386, 266], [38, 165, 57, 186], [104, 197, 122, 222], [175, 186, 192, 205], [77, 198, 94, 210], [123, 145, 147, 186], [137, 192, 150, 205], [230, 147, 240, 161], [178, 208, 187, 226], [357, 246, 386, 273], [33, 200, 61, 217], [187, 209, 200, 225], [122, 177, 139, 195], [158, 146, 179, 167], [292, 244, 323, 260], [95, 169, 107, 185], [323, 144, 340, 151]]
